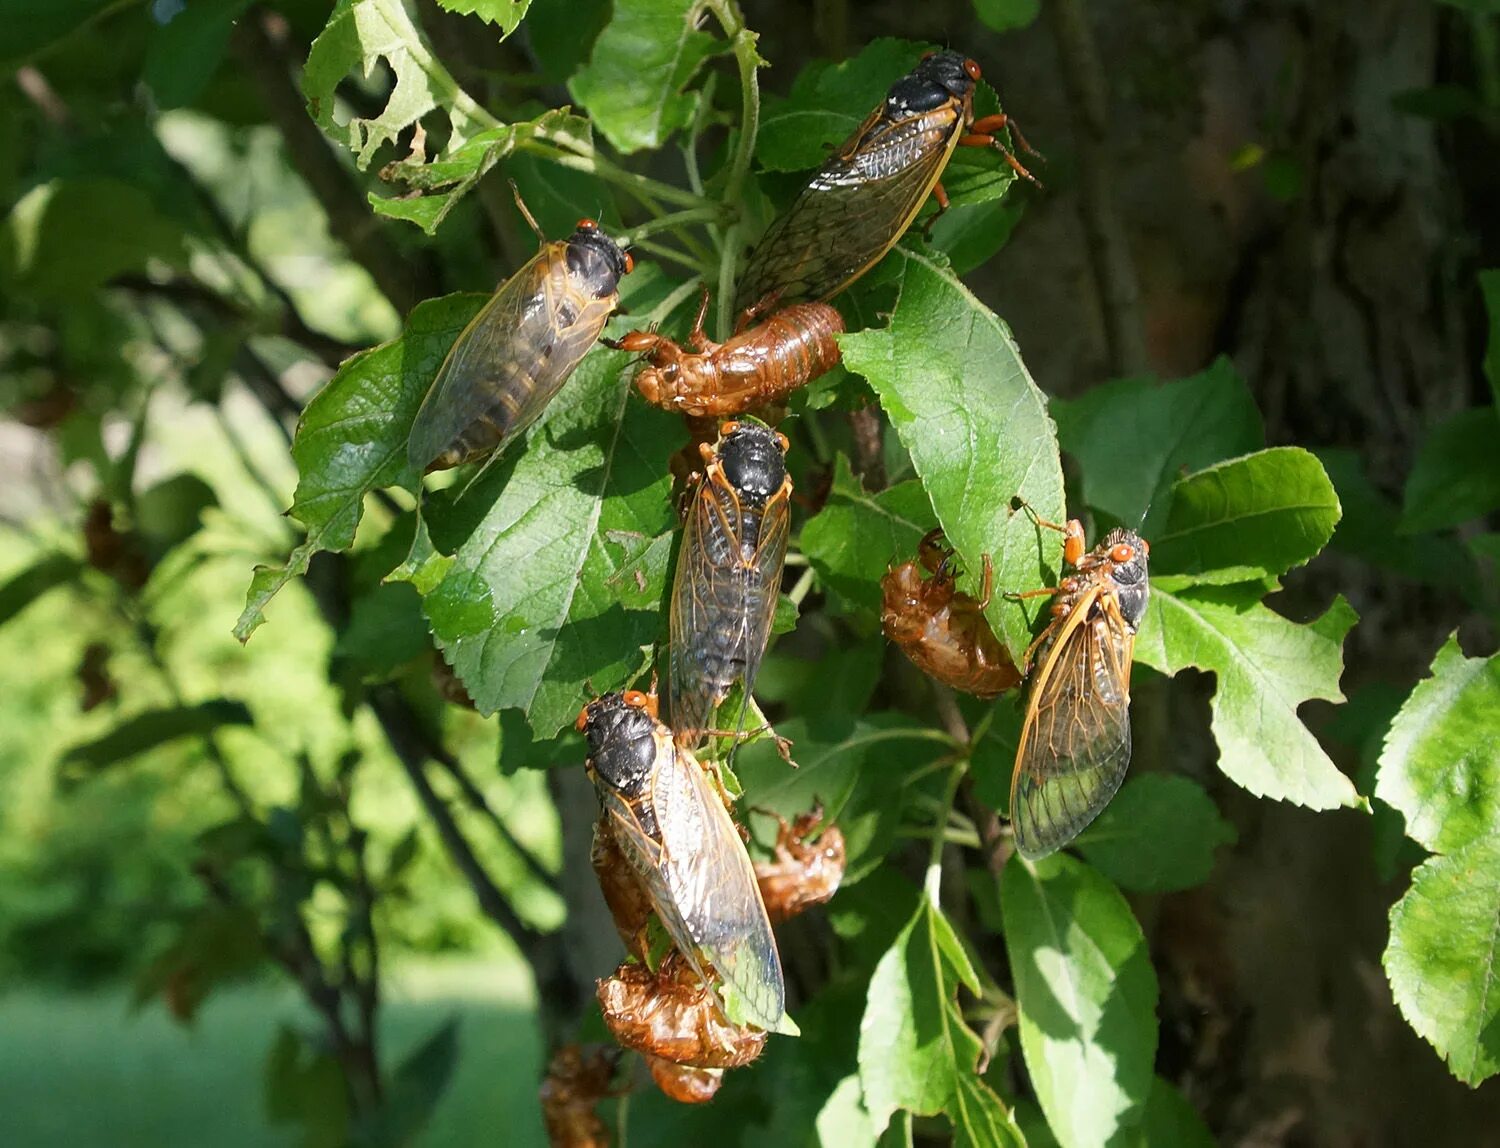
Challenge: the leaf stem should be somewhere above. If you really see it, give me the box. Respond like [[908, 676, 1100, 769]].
[[627, 237, 713, 277], [520, 142, 712, 210], [621, 206, 725, 244], [703, 0, 762, 337], [787, 566, 816, 606], [926, 756, 970, 904]]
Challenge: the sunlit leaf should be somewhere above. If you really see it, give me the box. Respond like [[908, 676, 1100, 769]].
[[1375, 633, 1500, 855], [568, 0, 722, 154], [1151, 447, 1341, 585], [1052, 358, 1262, 537], [1002, 853, 1157, 1148], [1076, 775, 1236, 893], [1384, 834, 1500, 1086], [839, 249, 1065, 659], [418, 348, 678, 737], [303, 0, 491, 168], [432, 0, 532, 34], [1135, 585, 1363, 811], [0, 553, 81, 625], [235, 294, 485, 641], [859, 893, 1024, 1145]]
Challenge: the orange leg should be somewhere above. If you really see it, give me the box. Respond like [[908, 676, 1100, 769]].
[[977, 554, 994, 611], [735, 287, 784, 332], [959, 114, 1043, 188], [687, 285, 717, 353], [922, 180, 951, 238]]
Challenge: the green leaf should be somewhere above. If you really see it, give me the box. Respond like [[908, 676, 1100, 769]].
[[371, 1017, 460, 1144], [568, 0, 722, 154], [817, 1074, 878, 1148], [1052, 358, 1263, 536], [1129, 1078, 1215, 1148], [1374, 634, 1500, 856], [527, 0, 611, 83], [372, 110, 591, 234], [1318, 448, 1476, 591], [1002, 853, 1158, 1148], [235, 293, 485, 641], [858, 894, 1024, 1145], [1399, 407, 1500, 534], [0, 553, 81, 625], [1384, 833, 1500, 1086], [419, 349, 679, 736], [1076, 775, 1236, 893], [1134, 584, 1363, 811], [264, 1024, 350, 1144], [1150, 448, 1341, 585], [3, 178, 192, 303], [303, 0, 492, 168], [800, 454, 936, 616], [431, 0, 532, 34], [1482, 270, 1500, 408], [839, 249, 1065, 659], [144, 0, 252, 109], [973, 0, 1041, 32], [0, 0, 117, 66], [756, 38, 930, 173], [735, 713, 954, 882], [333, 582, 433, 679], [59, 700, 253, 774]]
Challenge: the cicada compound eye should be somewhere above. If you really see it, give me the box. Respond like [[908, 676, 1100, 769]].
[[964, 58, 982, 81], [621, 690, 650, 709], [622, 249, 635, 274], [576, 218, 598, 231], [1109, 543, 1135, 565]]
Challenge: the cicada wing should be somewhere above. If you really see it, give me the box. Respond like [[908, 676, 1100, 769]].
[[654, 752, 786, 1032], [669, 478, 738, 746], [733, 107, 963, 313], [1010, 588, 1136, 860], [733, 481, 792, 737], [407, 243, 614, 471]]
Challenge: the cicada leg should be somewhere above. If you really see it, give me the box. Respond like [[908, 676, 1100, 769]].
[[961, 112, 1044, 188], [686, 285, 719, 354], [734, 288, 784, 333]]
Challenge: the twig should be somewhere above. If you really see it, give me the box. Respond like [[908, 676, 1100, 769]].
[[1045, 0, 1148, 376]]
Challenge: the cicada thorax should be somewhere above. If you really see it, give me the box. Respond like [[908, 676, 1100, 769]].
[[627, 293, 846, 418], [407, 220, 632, 474], [1009, 523, 1150, 860], [880, 529, 1021, 699], [669, 422, 793, 750], [732, 50, 979, 313], [539, 1044, 621, 1148]]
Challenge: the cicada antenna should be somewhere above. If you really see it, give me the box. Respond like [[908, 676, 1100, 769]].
[[508, 179, 547, 244]]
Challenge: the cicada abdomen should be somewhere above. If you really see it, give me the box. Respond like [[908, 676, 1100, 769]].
[[407, 219, 633, 473], [1010, 522, 1150, 860], [668, 421, 793, 750], [613, 287, 845, 418]]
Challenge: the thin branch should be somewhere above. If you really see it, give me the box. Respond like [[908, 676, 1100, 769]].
[[1045, 0, 1149, 376]]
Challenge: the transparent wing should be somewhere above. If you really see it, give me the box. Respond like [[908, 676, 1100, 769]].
[[407, 243, 614, 470], [668, 481, 723, 747], [653, 752, 785, 1031], [1010, 588, 1136, 860], [734, 481, 792, 736], [733, 106, 963, 313]]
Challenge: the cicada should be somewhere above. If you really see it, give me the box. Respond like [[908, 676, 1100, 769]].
[[1010, 520, 1150, 860], [752, 805, 847, 924], [881, 528, 1022, 699], [610, 287, 844, 418], [733, 50, 1037, 315], [577, 691, 788, 1033], [539, 1044, 621, 1148], [669, 421, 792, 749], [407, 215, 633, 473], [598, 952, 768, 1071]]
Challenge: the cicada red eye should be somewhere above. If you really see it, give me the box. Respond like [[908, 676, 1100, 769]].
[[964, 58, 982, 80], [622, 250, 635, 274], [1109, 543, 1135, 564], [576, 218, 598, 231]]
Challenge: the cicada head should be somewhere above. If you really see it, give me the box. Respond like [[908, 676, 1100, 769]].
[[716, 421, 788, 507], [565, 219, 633, 298], [1099, 528, 1150, 631], [577, 692, 659, 797], [888, 49, 977, 116]]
